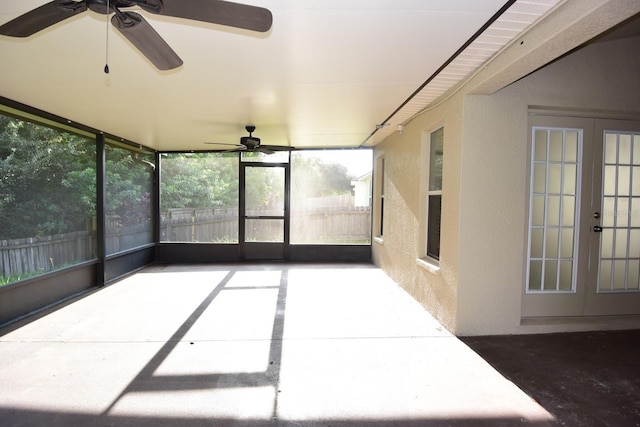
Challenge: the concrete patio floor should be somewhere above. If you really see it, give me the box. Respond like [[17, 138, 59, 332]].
[[0, 263, 556, 426]]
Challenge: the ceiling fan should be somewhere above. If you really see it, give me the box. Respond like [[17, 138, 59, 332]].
[[0, 0, 273, 70], [205, 125, 293, 155]]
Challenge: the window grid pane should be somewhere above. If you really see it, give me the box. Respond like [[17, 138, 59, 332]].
[[429, 129, 444, 191], [527, 127, 582, 293], [598, 130, 640, 292], [427, 195, 441, 260]]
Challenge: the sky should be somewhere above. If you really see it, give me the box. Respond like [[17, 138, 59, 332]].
[[294, 148, 373, 178]]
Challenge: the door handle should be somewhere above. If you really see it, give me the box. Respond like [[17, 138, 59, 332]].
[[593, 226, 603, 233]]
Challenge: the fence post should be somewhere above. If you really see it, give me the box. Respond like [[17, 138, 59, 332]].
[[191, 209, 195, 242]]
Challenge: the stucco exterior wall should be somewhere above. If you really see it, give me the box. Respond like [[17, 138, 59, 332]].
[[373, 35, 640, 336], [456, 92, 529, 335], [456, 36, 640, 335], [372, 94, 463, 333]]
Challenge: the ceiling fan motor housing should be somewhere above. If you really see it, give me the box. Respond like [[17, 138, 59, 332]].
[[84, 1, 161, 15], [241, 136, 260, 149]]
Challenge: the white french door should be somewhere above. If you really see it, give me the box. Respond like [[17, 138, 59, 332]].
[[585, 119, 640, 315], [523, 116, 640, 318]]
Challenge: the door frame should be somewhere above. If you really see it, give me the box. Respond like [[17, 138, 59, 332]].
[[522, 115, 593, 317], [585, 118, 640, 315], [523, 112, 640, 318], [239, 158, 290, 261]]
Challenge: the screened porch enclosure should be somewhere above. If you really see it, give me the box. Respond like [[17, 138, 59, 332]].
[[0, 100, 373, 325], [158, 150, 372, 263], [160, 151, 372, 245]]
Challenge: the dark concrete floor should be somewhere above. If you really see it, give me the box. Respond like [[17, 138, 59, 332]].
[[462, 329, 640, 427]]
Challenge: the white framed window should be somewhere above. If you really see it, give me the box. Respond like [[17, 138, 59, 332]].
[[375, 156, 385, 239], [426, 127, 443, 261], [526, 127, 583, 293]]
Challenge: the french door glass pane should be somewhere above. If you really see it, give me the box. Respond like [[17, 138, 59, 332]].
[[527, 127, 581, 292], [619, 134, 632, 164], [545, 228, 559, 258], [548, 164, 562, 193], [529, 260, 542, 290], [532, 196, 545, 225], [601, 229, 614, 258], [534, 130, 547, 160], [598, 130, 640, 292], [633, 198, 640, 227], [562, 196, 576, 226], [618, 166, 631, 196], [565, 131, 578, 162], [549, 131, 563, 161], [544, 260, 558, 290], [559, 261, 573, 290], [560, 229, 574, 258], [614, 261, 626, 290], [618, 199, 630, 227], [600, 260, 612, 289], [631, 229, 640, 257], [604, 166, 617, 195], [531, 229, 543, 258], [564, 164, 577, 194], [629, 261, 640, 290], [605, 133, 617, 163], [533, 164, 546, 193]]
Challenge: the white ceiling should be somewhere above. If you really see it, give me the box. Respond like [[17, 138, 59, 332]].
[[0, 0, 628, 152]]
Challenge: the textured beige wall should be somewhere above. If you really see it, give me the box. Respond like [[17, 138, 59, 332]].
[[373, 35, 640, 335], [372, 94, 463, 333], [456, 36, 640, 335], [456, 93, 529, 335]]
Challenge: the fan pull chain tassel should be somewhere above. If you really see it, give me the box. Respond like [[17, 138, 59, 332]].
[[104, 0, 110, 74]]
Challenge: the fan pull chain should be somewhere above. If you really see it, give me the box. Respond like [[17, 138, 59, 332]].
[[104, 0, 110, 74]]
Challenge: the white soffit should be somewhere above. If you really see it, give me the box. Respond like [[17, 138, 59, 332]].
[[365, 0, 562, 146]]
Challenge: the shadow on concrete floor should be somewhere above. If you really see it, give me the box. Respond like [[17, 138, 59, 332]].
[[461, 329, 640, 427]]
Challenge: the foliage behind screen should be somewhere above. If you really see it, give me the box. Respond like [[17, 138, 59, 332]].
[[0, 114, 96, 239]]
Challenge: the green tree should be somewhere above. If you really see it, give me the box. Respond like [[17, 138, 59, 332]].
[[291, 155, 354, 199], [105, 145, 153, 226], [160, 153, 238, 210], [0, 114, 156, 239], [0, 115, 96, 238]]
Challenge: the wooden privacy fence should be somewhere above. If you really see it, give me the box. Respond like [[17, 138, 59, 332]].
[[290, 211, 371, 243], [0, 231, 95, 279], [105, 222, 153, 255], [1, 222, 153, 280], [1, 198, 371, 279], [161, 208, 371, 244], [161, 212, 238, 243]]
